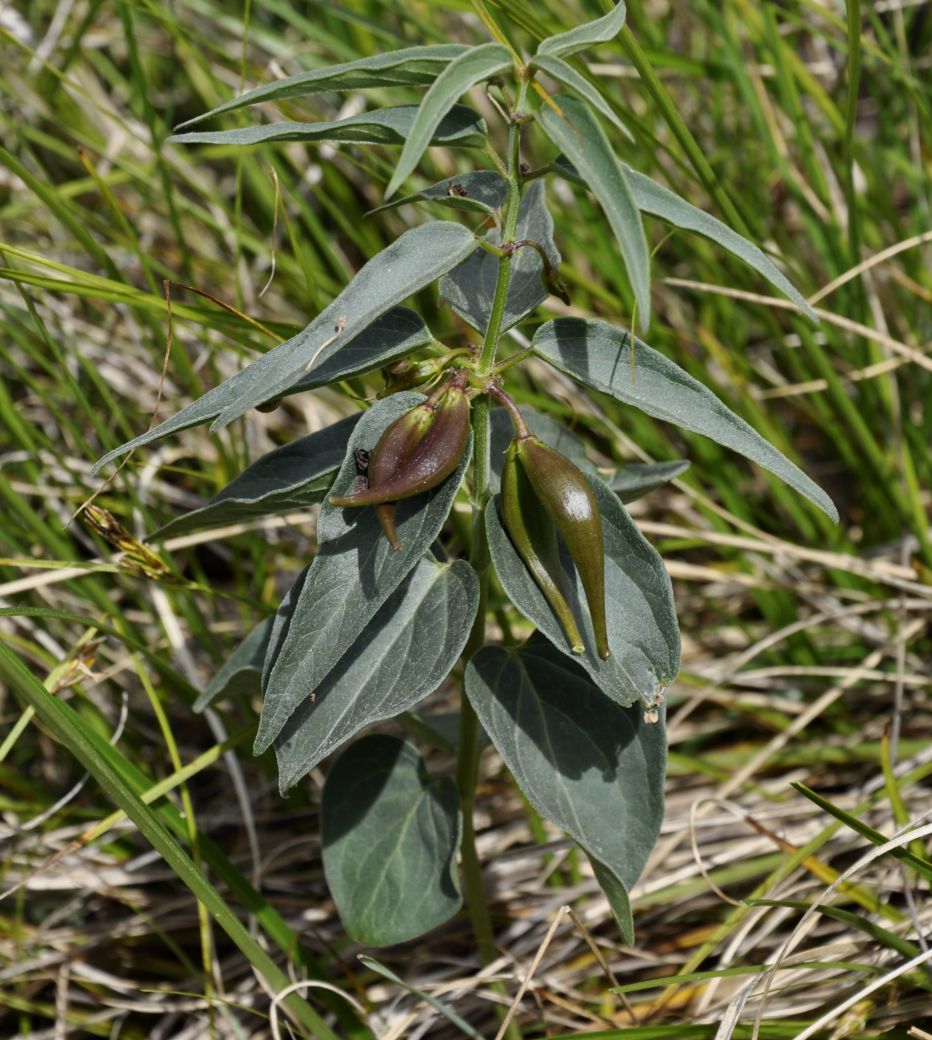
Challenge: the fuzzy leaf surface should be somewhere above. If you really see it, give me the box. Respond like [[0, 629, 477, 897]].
[[369, 171, 508, 218], [213, 223, 479, 429], [255, 393, 472, 753], [92, 308, 429, 473], [554, 157, 816, 319], [174, 45, 470, 130], [440, 181, 560, 334], [386, 43, 512, 198], [539, 95, 650, 330], [531, 55, 632, 140], [169, 104, 487, 149], [155, 415, 359, 539], [487, 470, 679, 707], [193, 618, 273, 712], [321, 735, 461, 946], [465, 634, 664, 945], [274, 558, 478, 789], [536, 2, 626, 58], [533, 318, 838, 520]]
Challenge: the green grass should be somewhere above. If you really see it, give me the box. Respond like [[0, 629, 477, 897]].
[[1, 0, 929, 1037]]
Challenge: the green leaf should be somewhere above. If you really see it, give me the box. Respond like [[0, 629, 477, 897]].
[[368, 171, 508, 218], [174, 45, 471, 130], [274, 558, 478, 789], [530, 55, 632, 141], [193, 617, 273, 712], [386, 43, 513, 198], [589, 854, 634, 943], [486, 470, 680, 707], [321, 735, 462, 946], [536, 3, 626, 59], [168, 104, 488, 149], [92, 308, 430, 474], [255, 393, 472, 753], [489, 405, 596, 493], [155, 414, 359, 540], [212, 223, 479, 430], [440, 181, 560, 334], [0, 643, 340, 1040], [533, 317, 838, 521], [609, 459, 690, 502], [539, 95, 650, 330], [465, 634, 665, 945], [554, 157, 817, 320]]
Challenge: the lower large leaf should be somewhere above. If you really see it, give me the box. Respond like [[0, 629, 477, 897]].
[[486, 470, 679, 708], [255, 393, 472, 753], [321, 735, 462, 946], [533, 317, 838, 521], [465, 635, 666, 944], [274, 558, 478, 790]]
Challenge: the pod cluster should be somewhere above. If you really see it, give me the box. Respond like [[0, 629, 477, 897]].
[[501, 434, 610, 660], [330, 371, 471, 549]]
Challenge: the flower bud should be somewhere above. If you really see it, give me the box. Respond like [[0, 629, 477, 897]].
[[330, 371, 471, 549], [501, 435, 609, 659]]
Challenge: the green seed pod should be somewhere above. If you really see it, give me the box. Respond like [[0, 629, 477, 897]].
[[330, 371, 471, 549], [502, 435, 610, 660], [501, 440, 585, 654]]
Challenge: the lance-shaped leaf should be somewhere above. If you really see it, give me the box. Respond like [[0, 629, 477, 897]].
[[539, 95, 650, 331], [530, 55, 632, 141], [369, 171, 508, 218], [440, 181, 560, 334], [465, 634, 665, 944], [193, 617, 273, 712], [213, 223, 479, 430], [274, 558, 478, 789], [153, 414, 359, 540], [487, 469, 679, 707], [255, 393, 472, 753], [609, 459, 690, 502], [321, 735, 462, 946], [175, 45, 470, 130], [489, 405, 596, 494], [386, 43, 513, 198], [168, 104, 487, 149], [554, 156, 816, 320], [533, 317, 838, 520], [536, 2, 626, 59], [92, 308, 430, 474]]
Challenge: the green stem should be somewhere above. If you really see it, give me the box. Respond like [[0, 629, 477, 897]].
[[455, 73, 530, 1040], [477, 76, 530, 374]]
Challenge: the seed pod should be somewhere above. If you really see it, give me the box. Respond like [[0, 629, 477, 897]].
[[501, 435, 610, 660], [501, 439, 585, 654], [330, 371, 471, 548]]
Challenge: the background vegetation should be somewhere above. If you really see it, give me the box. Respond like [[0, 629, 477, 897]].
[[0, 0, 929, 1037]]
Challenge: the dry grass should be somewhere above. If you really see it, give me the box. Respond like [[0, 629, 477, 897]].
[[1, 0, 930, 1037]]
